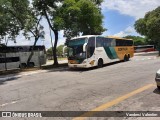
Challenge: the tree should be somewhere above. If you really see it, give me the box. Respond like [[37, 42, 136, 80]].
[[0, 0, 45, 65], [33, 0, 105, 65], [0, 0, 26, 44], [57, 45, 64, 57], [46, 47, 54, 60], [33, 0, 63, 66], [47, 45, 65, 58], [61, 0, 106, 43], [134, 7, 160, 55], [124, 35, 147, 46], [25, 18, 45, 65]]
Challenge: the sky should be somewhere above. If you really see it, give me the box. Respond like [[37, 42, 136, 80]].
[[5, 0, 160, 48]]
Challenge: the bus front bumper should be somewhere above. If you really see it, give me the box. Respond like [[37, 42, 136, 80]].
[[68, 63, 91, 68]]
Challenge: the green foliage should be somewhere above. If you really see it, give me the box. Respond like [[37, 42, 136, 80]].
[[33, 0, 105, 64], [57, 45, 65, 56], [134, 7, 160, 49], [0, 0, 29, 41], [33, 0, 64, 65], [0, 0, 45, 63], [59, 0, 106, 41], [0, 0, 44, 42], [47, 45, 64, 56], [47, 47, 53, 56], [91, 0, 104, 5], [47, 45, 65, 57], [124, 35, 147, 46]]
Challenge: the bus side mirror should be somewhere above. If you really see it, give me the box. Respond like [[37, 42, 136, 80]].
[[83, 43, 87, 52]]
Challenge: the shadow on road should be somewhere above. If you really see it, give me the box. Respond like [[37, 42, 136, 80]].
[[0, 76, 21, 85], [153, 88, 160, 95], [47, 60, 124, 73], [0, 61, 124, 85]]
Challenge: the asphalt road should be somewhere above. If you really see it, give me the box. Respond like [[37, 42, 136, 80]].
[[0, 52, 160, 120]]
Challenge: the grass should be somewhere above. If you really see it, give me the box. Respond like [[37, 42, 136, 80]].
[[47, 57, 67, 62], [58, 57, 67, 61]]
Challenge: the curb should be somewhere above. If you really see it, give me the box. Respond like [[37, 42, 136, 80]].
[[0, 76, 21, 81], [134, 51, 158, 56], [0, 67, 68, 81]]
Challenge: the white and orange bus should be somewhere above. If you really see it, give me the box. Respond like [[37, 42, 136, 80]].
[[65, 35, 134, 68]]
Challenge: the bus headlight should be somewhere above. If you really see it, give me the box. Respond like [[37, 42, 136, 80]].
[[82, 60, 87, 64]]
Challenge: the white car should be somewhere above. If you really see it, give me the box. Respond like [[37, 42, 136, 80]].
[[155, 69, 160, 89]]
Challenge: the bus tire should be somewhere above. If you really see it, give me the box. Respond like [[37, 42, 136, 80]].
[[20, 63, 27, 69], [28, 62, 35, 67], [127, 54, 130, 61], [98, 59, 103, 68], [157, 85, 160, 90], [123, 55, 128, 62]]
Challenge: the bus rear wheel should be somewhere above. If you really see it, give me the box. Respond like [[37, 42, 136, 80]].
[[20, 63, 27, 69], [28, 62, 35, 67], [127, 54, 130, 61], [98, 59, 103, 68], [123, 55, 128, 62]]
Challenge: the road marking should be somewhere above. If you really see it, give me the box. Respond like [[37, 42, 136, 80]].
[[134, 57, 158, 61], [73, 84, 155, 120], [0, 101, 18, 107]]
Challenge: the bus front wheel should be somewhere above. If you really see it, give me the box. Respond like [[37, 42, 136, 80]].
[[98, 59, 103, 68]]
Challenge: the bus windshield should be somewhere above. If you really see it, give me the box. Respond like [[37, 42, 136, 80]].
[[68, 45, 86, 59], [68, 38, 87, 60]]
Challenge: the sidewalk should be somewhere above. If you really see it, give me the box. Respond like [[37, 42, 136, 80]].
[[0, 60, 68, 81], [0, 67, 69, 81], [44, 60, 68, 66], [134, 51, 158, 56]]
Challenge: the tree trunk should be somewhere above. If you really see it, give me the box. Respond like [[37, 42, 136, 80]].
[[43, 9, 59, 65], [53, 30, 58, 65], [27, 37, 38, 66]]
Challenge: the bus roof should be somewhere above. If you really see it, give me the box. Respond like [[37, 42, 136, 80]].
[[106, 36, 133, 40], [70, 35, 133, 41], [7, 45, 45, 47], [71, 35, 97, 40]]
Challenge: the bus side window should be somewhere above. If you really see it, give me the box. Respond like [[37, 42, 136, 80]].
[[123, 40, 127, 46], [87, 37, 95, 58], [96, 37, 104, 47], [116, 40, 124, 46], [116, 40, 119, 46], [110, 38, 116, 47], [18, 47, 23, 52], [103, 38, 108, 47], [130, 40, 132, 46]]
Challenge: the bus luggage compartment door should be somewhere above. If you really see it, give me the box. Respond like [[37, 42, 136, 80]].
[[6, 53, 20, 70]]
